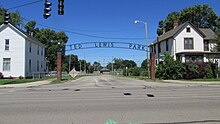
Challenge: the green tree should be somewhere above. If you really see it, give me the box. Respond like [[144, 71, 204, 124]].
[[156, 53, 184, 80], [141, 59, 148, 69], [157, 4, 220, 35], [79, 60, 87, 72], [112, 58, 124, 70], [122, 60, 137, 68], [93, 61, 102, 71], [62, 54, 78, 72], [24, 20, 39, 36], [214, 30, 220, 52], [0, 6, 23, 26], [34, 28, 68, 71]]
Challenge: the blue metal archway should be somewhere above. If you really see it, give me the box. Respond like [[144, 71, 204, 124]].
[[65, 42, 147, 52]]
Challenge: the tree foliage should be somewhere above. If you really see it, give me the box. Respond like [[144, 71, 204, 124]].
[[214, 30, 220, 52], [62, 54, 78, 72], [24, 22, 68, 71], [141, 59, 148, 69], [156, 53, 184, 80], [157, 4, 220, 35], [106, 58, 137, 70], [0, 6, 23, 26]]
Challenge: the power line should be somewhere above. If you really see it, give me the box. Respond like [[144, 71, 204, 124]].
[[7, 0, 43, 10], [23, 18, 156, 40]]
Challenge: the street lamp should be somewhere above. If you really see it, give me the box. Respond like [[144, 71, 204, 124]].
[[135, 20, 149, 78]]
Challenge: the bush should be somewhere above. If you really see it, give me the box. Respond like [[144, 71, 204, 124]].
[[19, 76, 24, 79], [156, 53, 184, 80], [183, 63, 199, 79], [205, 63, 213, 78], [122, 67, 146, 76], [0, 72, 3, 79], [183, 62, 217, 79], [8, 76, 13, 79], [140, 69, 148, 76]]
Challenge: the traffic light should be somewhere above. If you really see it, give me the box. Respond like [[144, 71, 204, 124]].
[[58, 0, 64, 15], [4, 11, 10, 24], [44, 0, 52, 19]]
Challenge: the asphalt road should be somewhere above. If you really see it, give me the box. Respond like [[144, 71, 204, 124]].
[[0, 75, 220, 124]]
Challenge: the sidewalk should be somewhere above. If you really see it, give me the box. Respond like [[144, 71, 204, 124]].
[[160, 80, 220, 85], [0, 79, 53, 88]]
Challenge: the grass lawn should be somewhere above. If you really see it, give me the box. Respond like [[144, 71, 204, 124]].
[[0, 77, 54, 85], [191, 78, 220, 81], [51, 74, 93, 84], [117, 75, 155, 81]]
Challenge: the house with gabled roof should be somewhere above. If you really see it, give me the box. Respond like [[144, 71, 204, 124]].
[[0, 23, 46, 78], [150, 21, 220, 66]]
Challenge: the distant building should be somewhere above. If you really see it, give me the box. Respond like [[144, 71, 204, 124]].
[[0, 23, 46, 77], [100, 68, 110, 74], [150, 21, 220, 65]]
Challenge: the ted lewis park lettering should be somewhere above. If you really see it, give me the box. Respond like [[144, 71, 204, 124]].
[[66, 42, 146, 51]]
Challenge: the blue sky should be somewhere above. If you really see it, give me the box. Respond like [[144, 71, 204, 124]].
[[1, 0, 220, 66]]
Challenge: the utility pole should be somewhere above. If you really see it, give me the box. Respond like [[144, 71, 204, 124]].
[[68, 54, 71, 72], [79, 61, 81, 72], [84, 53, 86, 73], [112, 56, 114, 74]]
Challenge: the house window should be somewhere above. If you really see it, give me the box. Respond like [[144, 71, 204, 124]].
[[186, 27, 191, 33], [41, 47, 43, 56], [37, 60, 39, 71], [158, 42, 161, 53], [37, 46, 39, 55], [41, 61, 43, 69], [29, 59, 32, 72], [166, 40, 169, 51], [29, 42, 32, 53], [204, 40, 209, 51], [154, 45, 156, 54], [185, 55, 203, 63], [5, 39, 9, 50], [3, 58, 11, 71], [184, 38, 194, 49]]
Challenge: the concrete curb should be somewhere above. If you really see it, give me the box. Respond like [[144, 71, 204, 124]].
[[160, 80, 220, 85], [0, 79, 53, 88]]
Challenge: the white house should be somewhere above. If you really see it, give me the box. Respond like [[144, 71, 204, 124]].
[[0, 23, 46, 78], [150, 21, 220, 66]]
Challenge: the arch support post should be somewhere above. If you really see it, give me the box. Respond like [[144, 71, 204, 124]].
[[57, 52, 62, 81], [150, 52, 155, 80]]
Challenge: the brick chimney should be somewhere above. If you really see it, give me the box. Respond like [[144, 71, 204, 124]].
[[162, 28, 166, 34], [173, 20, 178, 29]]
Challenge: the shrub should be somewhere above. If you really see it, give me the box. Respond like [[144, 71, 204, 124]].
[[184, 63, 200, 79], [183, 62, 217, 79], [8, 76, 13, 79], [140, 69, 148, 76], [156, 53, 184, 80], [123, 67, 145, 76], [0, 72, 3, 79], [19, 76, 24, 79]]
